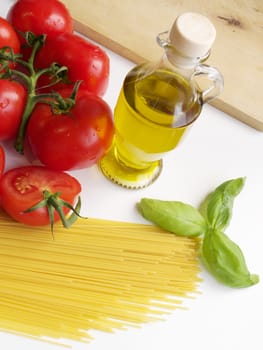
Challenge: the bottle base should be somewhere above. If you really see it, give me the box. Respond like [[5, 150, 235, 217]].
[[99, 147, 162, 189]]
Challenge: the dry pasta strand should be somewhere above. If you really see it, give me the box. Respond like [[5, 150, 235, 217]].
[[0, 209, 201, 345]]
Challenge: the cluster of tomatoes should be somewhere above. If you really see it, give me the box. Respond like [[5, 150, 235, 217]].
[[0, 0, 115, 229]]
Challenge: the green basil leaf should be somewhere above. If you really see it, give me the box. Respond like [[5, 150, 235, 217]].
[[138, 198, 207, 237], [199, 177, 245, 230], [201, 228, 259, 288]]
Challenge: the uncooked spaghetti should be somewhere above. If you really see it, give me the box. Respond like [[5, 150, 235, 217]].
[[0, 209, 201, 345]]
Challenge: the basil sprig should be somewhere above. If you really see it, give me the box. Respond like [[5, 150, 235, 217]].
[[138, 177, 259, 288]]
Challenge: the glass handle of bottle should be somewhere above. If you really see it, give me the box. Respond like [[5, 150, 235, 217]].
[[192, 64, 224, 104]]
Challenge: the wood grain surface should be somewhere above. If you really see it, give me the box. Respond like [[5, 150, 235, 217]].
[[61, 0, 263, 131]]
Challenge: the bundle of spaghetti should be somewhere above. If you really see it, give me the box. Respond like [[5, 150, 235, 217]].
[[0, 209, 201, 345]]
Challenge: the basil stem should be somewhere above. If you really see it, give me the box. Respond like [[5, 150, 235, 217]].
[[138, 198, 207, 237], [201, 228, 259, 288], [199, 177, 245, 231]]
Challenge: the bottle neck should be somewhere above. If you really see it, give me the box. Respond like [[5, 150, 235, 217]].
[[157, 31, 210, 72], [166, 48, 200, 69]]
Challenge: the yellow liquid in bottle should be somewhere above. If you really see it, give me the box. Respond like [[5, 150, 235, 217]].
[[115, 66, 201, 163], [100, 64, 202, 188]]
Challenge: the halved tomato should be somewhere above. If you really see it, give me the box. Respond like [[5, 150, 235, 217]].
[[0, 165, 81, 227]]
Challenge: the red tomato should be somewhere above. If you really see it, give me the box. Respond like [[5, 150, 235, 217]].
[[0, 165, 81, 226], [0, 17, 20, 52], [7, 0, 73, 41], [0, 79, 27, 141], [26, 92, 114, 171], [0, 17, 20, 71], [0, 144, 5, 177], [35, 33, 110, 96]]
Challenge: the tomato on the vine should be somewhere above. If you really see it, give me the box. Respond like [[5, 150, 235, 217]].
[[0, 17, 20, 53], [0, 79, 26, 141], [26, 90, 114, 171], [0, 145, 5, 177], [0, 17, 20, 71], [35, 33, 110, 96], [0, 166, 81, 227], [7, 0, 73, 41]]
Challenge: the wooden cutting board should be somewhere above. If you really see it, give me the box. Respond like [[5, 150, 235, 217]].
[[61, 0, 263, 131]]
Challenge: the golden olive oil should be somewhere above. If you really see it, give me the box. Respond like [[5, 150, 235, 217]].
[[100, 13, 223, 188], [113, 64, 202, 169]]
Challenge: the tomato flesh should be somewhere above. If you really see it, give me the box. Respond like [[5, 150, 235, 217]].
[[0, 166, 81, 226]]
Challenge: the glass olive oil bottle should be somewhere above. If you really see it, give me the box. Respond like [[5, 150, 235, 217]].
[[100, 12, 223, 188]]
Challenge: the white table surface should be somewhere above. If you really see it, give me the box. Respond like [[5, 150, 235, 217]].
[[1, 1, 263, 349]]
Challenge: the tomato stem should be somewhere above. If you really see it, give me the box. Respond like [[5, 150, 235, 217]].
[[0, 32, 71, 154], [23, 190, 85, 235], [14, 93, 37, 153], [0, 46, 21, 73], [48, 80, 82, 115]]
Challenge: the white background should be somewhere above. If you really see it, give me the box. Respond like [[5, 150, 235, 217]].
[[1, 0, 263, 349]]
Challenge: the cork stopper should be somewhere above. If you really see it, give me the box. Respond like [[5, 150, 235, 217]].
[[169, 12, 216, 58]]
